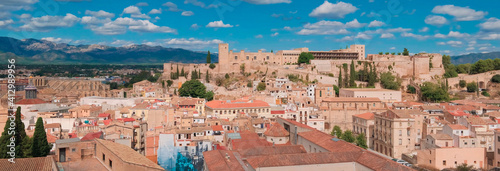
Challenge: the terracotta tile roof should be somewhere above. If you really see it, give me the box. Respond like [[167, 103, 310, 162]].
[[446, 124, 468, 130], [146, 155, 157, 164], [203, 150, 245, 171], [46, 133, 57, 143], [420, 105, 443, 111], [117, 118, 135, 122], [466, 116, 496, 125], [206, 99, 270, 109], [322, 97, 381, 102], [81, 131, 102, 141], [485, 105, 500, 110], [98, 113, 110, 117], [16, 98, 47, 105], [447, 110, 470, 117], [429, 133, 453, 140], [270, 110, 285, 115], [238, 145, 306, 157], [264, 123, 289, 137], [0, 156, 55, 171], [44, 123, 61, 128], [211, 125, 224, 131], [95, 139, 164, 170], [487, 112, 500, 117], [353, 112, 375, 120]]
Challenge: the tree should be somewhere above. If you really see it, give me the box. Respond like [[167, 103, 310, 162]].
[[343, 63, 349, 88], [297, 52, 314, 64], [367, 63, 377, 87], [179, 80, 207, 98], [31, 117, 51, 157], [380, 72, 401, 90], [349, 60, 356, 88], [421, 82, 449, 102], [161, 81, 165, 88], [247, 81, 252, 88], [331, 125, 342, 138], [397, 52, 401, 55], [456, 163, 474, 171], [482, 91, 490, 97], [333, 85, 339, 96], [225, 73, 230, 79], [206, 50, 211, 63], [407, 85, 416, 94], [356, 133, 368, 149], [342, 130, 355, 143], [166, 80, 173, 87], [492, 74, 500, 83], [191, 70, 198, 80], [180, 68, 185, 77], [402, 48, 409, 56], [459, 80, 466, 88], [205, 91, 214, 101], [240, 63, 245, 74], [110, 82, 118, 89], [209, 63, 216, 69], [338, 66, 343, 88], [466, 82, 478, 92], [205, 70, 210, 83], [257, 82, 266, 91], [378, 52, 383, 55], [0, 107, 29, 158], [385, 52, 389, 55]]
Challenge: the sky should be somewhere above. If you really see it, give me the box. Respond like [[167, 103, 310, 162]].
[[0, 0, 499, 56]]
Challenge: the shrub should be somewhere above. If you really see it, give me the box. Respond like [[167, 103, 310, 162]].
[[459, 80, 466, 88], [209, 63, 216, 69], [482, 91, 490, 97], [466, 82, 478, 92], [492, 74, 500, 83]]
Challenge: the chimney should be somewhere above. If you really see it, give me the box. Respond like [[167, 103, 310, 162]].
[[225, 153, 230, 160]]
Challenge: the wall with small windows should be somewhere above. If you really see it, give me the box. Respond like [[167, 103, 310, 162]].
[[416, 147, 486, 170]]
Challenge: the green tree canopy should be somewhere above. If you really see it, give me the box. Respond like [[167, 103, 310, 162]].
[[297, 52, 314, 64], [209, 63, 216, 69], [380, 72, 401, 90], [421, 82, 449, 102], [459, 80, 466, 88], [331, 125, 342, 138], [31, 117, 51, 157], [342, 130, 355, 143], [466, 82, 478, 92], [356, 133, 368, 149], [402, 48, 409, 56], [492, 74, 500, 83], [206, 50, 211, 63], [0, 107, 29, 158], [257, 82, 266, 91], [179, 80, 207, 98]]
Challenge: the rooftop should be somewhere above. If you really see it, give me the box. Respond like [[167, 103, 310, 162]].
[[206, 99, 270, 109], [322, 97, 381, 103], [95, 139, 164, 170], [353, 112, 375, 120], [264, 123, 289, 137], [0, 156, 55, 171]]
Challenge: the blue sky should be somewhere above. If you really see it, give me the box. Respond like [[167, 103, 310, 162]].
[[0, 0, 499, 56]]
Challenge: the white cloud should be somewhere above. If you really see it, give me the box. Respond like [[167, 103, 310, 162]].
[[432, 5, 487, 21], [440, 50, 451, 54], [480, 33, 500, 40], [296, 19, 367, 35], [19, 14, 32, 19], [401, 32, 429, 40], [479, 17, 500, 31], [190, 23, 199, 30], [255, 34, 263, 38], [206, 20, 233, 28], [243, 0, 291, 4], [434, 31, 469, 38], [479, 47, 488, 50], [41, 37, 72, 44], [419, 27, 429, 32], [304, 40, 312, 43], [271, 32, 279, 37], [363, 27, 411, 34], [20, 13, 79, 32], [437, 40, 463, 47], [131, 14, 151, 19], [184, 0, 218, 9], [0, 0, 38, 19], [148, 8, 162, 14], [0, 19, 14, 28], [355, 33, 371, 39], [163, 2, 182, 12], [111, 40, 134, 46], [182, 11, 194, 16], [424, 15, 448, 26], [368, 20, 385, 27], [123, 6, 141, 14], [337, 36, 353, 41], [88, 17, 177, 35], [345, 19, 365, 28], [390, 47, 396, 50], [380, 33, 394, 38], [466, 47, 474, 51], [145, 38, 224, 50], [81, 16, 111, 25], [309, 1, 358, 19], [85, 10, 115, 18]]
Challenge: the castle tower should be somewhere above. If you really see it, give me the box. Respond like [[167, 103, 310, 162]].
[[26, 76, 37, 99], [218, 43, 229, 72]]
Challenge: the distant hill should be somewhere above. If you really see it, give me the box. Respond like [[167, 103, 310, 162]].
[[451, 51, 500, 64], [0, 36, 218, 64]]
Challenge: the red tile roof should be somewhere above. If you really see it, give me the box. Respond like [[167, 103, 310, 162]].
[[46, 133, 57, 143], [447, 124, 468, 130], [322, 97, 381, 102], [206, 99, 269, 109], [353, 112, 375, 120], [264, 123, 289, 137], [117, 118, 135, 122], [16, 98, 47, 105], [0, 156, 55, 171], [203, 150, 245, 171], [212, 125, 224, 131], [271, 110, 285, 115], [98, 113, 110, 117], [447, 110, 470, 117], [81, 131, 102, 141]]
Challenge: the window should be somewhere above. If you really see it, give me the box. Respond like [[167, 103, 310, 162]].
[[246, 56, 249, 60], [109, 160, 113, 168], [399, 139, 402, 145], [102, 154, 106, 161], [254, 56, 257, 60], [266, 56, 269, 60], [234, 56, 238, 60], [72, 148, 76, 152], [443, 160, 446, 166]]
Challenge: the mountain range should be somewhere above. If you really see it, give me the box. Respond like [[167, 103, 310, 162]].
[[451, 51, 500, 65], [0, 37, 217, 64]]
